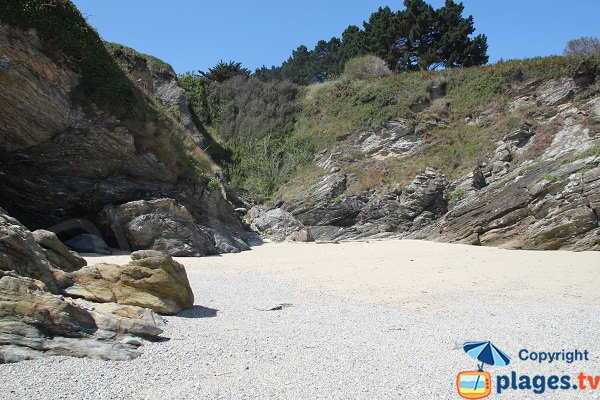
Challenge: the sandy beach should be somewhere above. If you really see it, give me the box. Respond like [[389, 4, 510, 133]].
[[1, 240, 599, 399]]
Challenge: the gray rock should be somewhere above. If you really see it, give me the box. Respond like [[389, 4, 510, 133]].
[[65, 234, 112, 255], [248, 207, 313, 242], [32, 229, 86, 272], [354, 119, 420, 158], [99, 198, 216, 256], [537, 78, 577, 106], [0, 208, 59, 293], [421, 157, 600, 250], [0, 271, 165, 363]]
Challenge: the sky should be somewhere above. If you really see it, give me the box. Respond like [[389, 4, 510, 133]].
[[71, 0, 600, 74]]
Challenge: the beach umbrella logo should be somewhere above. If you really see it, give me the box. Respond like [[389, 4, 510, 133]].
[[456, 341, 511, 399]]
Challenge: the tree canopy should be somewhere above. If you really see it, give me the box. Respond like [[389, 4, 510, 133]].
[[200, 60, 250, 83], [255, 0, 488, 85], [564, 37, 600, 57]]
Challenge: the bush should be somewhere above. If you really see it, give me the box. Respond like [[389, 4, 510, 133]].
[[343, 55, 392, 80], [564, 37, 600, 57]]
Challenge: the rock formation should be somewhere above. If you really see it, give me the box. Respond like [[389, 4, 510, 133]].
[[0, 207, 193, 363], [63, 250, 195, 315], [246, 207, 313, 242], [0, 19, 256, 256], [272, 76, 599, 249]]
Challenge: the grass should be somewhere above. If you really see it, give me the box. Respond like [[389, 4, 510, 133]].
[[449, 187, 464, 205], [537, 173, 559, 183], [105, 42, 174, 76]]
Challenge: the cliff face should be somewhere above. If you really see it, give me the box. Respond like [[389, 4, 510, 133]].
[[267, 63, 600, 250], [0, 7, 255, 254]]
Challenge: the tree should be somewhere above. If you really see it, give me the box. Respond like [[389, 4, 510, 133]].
[[338, 25, 367, 69], [397, 0, 487, 71], [310, 37, 342, 82], [200, 60, 250, 83], [397, 0, 437, 71], [251, 0, 489, 84], [280, 45, 313, 85], [433, 0, 488, 69], [363, 6, 402, 68], [564, 37, 600, 56]]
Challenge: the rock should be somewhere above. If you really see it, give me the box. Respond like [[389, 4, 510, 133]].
[[286, 229, 314, 242], [63, 250, 194, 315], [0, 271, 164, 363], [400, 167, 448, 220], [0, 208, 59, 292], [107, 43, 206, 148], [0, 23, 252, 257], [537, 78, 577, 106], [283, 173, 365, 227], [99, 199, 216, 256], [32, 229, 86, 272], [248, 207, 312, 242], [65, 234, 112, 255], [493, 143, 513, 162], [354, 119, 420, 159], [503, 123, 536, 147], [543, 117, 594, 159], [424, 158, 600, 250]]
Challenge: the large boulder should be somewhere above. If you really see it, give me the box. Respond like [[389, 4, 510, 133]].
[[0, 209, 171, 363], [99, 198, 216, 256], [0, 270, 164, 363], [63, 250, 194, 315], [0, 208, 59, 292], [247, 207, 313, 242]]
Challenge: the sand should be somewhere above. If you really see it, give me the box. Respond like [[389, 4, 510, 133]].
[[172, 239, 600, 314], [2, 240, 599, 399]]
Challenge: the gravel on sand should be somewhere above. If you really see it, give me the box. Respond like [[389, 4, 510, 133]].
[[1, 240, 598, 399]]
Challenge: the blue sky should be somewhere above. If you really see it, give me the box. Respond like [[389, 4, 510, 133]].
[[72, 0, 600, 74]]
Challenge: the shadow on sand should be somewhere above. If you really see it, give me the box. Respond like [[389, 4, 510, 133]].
[[176, 305, 219, 319]]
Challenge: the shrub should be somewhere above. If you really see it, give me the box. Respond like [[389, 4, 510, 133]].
[[343, 55, 392, 81], [564, 37, 600, 57]]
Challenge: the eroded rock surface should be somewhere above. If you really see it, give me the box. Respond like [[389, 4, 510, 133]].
[[99, 198, 216, 256], [247, 207, 313, 242], [64, 250, 194, 315], [0, 209, 183, 364]]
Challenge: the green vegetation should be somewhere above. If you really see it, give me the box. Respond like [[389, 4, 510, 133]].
[[255, 0, 488, 85], [0, 0, 133, 106], [105, 42, 174, 76], [537, 174, 559, 183], [180, 52, 600, 201], [179, 73, 312, 202], [449, 187, 464, 204], [343, 55, 392, 81], [564, 37, 600, 57], [0, 0, 218, 190]]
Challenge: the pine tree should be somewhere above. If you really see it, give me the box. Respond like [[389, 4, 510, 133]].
[[338, 25, 367, 69], [434, 0, 488, 68], [363, 7, 402, 68]]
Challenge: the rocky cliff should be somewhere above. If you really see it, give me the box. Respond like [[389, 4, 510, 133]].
[[0, 2, 257, 255], [250, 61, 600, 250]]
